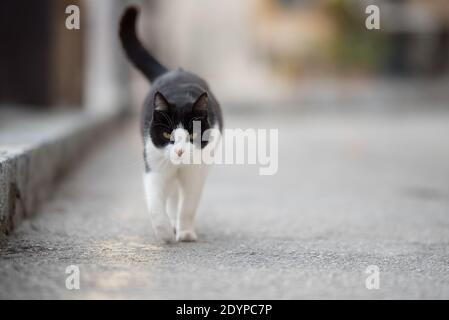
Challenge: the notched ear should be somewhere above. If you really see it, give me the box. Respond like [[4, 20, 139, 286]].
[[192, 92, 208, 113], [154, 91, 170, 111]]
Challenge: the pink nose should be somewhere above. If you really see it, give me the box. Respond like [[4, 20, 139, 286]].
[[175, 148, 184, 157]]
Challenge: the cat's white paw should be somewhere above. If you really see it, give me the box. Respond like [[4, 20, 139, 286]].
[[154, 224, 176, 244], [176, 230, 197, 242]]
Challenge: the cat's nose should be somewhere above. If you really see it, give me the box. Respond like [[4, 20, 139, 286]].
[[175, 148, 184, 157]]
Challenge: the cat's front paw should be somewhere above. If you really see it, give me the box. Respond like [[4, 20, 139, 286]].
[[154, 224, 176, 244], [176, 230, 197, 242]]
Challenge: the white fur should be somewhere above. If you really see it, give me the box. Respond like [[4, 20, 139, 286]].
[[143, 125, 220, 243]]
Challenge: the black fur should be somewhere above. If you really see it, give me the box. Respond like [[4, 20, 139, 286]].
[[119, 6, 223, 172], [119, 7, 167, 82]]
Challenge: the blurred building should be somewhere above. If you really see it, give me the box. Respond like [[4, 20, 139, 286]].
[[252, 0, 337, 78], [253, 0, 449, 77], [0, 0, 128, 110], [0, 0, 85, 107], [378, 0, 449, 76], [1, 0, 447, 109], [143, 0, 449, 80]]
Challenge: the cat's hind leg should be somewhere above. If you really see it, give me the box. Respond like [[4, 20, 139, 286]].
[[143, 172, 176, 243]]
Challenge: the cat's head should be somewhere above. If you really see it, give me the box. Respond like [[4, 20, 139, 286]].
[[148, 90, 212, 164]]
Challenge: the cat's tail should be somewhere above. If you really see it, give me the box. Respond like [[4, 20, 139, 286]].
[[119, 6, 168, 82]]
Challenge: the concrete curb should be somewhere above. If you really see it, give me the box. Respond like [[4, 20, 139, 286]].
[[0, 107, 126, 235]]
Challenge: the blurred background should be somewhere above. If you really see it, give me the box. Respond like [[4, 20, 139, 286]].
[[1, 0, 448, 112], [1, 0, 449, 299], [138, 0, 449, 110]]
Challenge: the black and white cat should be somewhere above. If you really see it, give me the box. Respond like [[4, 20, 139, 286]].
[[119, 7, 223, 243]]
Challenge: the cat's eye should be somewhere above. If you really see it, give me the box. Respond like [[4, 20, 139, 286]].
[[162, 132, 171, 140]]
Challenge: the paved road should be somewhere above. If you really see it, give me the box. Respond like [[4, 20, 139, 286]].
[[1, 112, 449, 299]]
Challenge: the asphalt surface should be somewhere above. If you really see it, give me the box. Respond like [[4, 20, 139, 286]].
[[1, 112, 449, 299]]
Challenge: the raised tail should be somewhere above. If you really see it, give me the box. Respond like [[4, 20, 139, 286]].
[[119, 6, 168, 82]]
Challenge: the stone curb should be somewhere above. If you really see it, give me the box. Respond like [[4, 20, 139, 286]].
[[0, 107, 126, 235]]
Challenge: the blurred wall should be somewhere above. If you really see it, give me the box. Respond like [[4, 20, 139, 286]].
[[0, 0, 130, 110], [0, 0, 84, 108], [138, 0, 279, 104], [84, 0, 131, 112]]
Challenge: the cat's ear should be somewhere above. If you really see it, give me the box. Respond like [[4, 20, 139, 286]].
[[154, 91, 169, 111], [192, 92, 208, 113]]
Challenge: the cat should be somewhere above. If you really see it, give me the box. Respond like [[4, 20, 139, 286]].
[[119, 6, 223, 243]]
